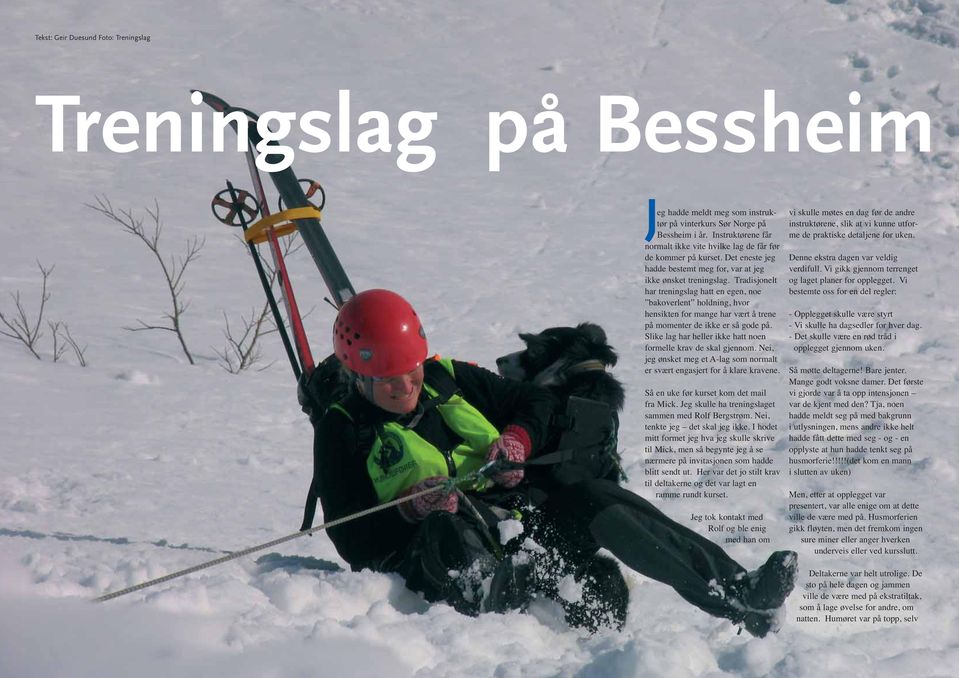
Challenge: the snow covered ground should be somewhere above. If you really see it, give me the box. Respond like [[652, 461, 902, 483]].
[[1, 1, 957, 676]]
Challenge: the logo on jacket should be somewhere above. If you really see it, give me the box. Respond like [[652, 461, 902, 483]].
[[374, 431, 405, 475]]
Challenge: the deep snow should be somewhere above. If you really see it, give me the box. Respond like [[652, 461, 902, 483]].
[[1, 1, 957, 676]]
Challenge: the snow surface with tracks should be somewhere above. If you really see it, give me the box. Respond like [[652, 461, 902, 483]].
[[1, 1, 957, 676]]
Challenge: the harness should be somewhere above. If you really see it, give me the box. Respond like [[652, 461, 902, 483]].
[[530, 358, 627, 486], [359, 360, 500, 502], [531, 396, 625, 485], [300, 357, 500, 529]]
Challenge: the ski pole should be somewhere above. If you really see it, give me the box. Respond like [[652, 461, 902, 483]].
[[228, 181, 302, 379]]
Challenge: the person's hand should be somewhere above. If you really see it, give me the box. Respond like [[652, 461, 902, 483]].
[[397, 476, 458, 522], [485, 425, 532, 488]]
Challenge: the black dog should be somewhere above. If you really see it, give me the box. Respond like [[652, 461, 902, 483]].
[[496, 322, 625, 485], [495, 322, 631, 631], [496, 321, 624, 414]]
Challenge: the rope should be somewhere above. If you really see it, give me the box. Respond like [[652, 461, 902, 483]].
[[94, 464, 502, 603]]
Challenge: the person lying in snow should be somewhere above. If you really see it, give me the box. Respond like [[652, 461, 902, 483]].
[[300, 289, 797, 636]]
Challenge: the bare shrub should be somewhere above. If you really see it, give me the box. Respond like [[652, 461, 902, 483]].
[[215, 233, 306, 373], [87, 196, 202, 365], [0, 261, 87, 365]]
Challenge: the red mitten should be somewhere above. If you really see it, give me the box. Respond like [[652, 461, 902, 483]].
[[485, 425, 532, 488], [397, 476, 458, 522]]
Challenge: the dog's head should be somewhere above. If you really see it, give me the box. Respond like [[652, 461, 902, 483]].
[[496, 322, 617, 384]]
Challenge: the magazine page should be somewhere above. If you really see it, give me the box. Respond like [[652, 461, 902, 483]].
[[1, 1, 956, 676]]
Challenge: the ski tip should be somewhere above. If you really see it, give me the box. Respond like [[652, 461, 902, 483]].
[[191, 89, 229, 113]]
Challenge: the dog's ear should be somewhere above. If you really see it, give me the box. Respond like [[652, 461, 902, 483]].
[[578, 322, 618, 367], [577, 322, 607, 345], [599, 345, 618, 367], [519, 332, 552, 361]]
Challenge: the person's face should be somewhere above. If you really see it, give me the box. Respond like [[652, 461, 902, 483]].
[[367, 364, 424, 414]]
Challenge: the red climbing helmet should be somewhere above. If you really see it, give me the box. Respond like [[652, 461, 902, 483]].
[[333, 289, 428, 377]]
